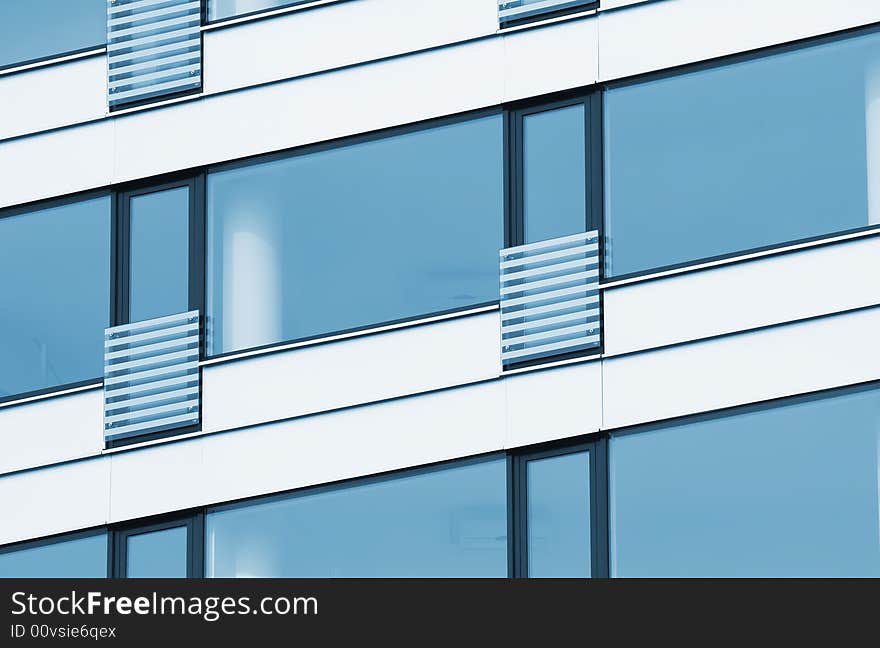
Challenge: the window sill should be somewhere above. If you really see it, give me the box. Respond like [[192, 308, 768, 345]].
[[0, 47, 106, 78], [600, 225, 880, 291], [0, 381, 102, 411]]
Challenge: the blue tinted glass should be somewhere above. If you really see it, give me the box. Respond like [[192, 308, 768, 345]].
[[127, 526, 188, 578], [0, 534, 108, 578], [207, 115, 503, 355], [524, 105, 586, 243], [0, 197, 111, 399], [208, 0, 311, 21], [604, 31, 880, 277], [527, 451, 590, 577], [610, 387, 880, 577], [130, 187, 190, 322], [0, 0, 106, 68], [206, 459, 508, 577]]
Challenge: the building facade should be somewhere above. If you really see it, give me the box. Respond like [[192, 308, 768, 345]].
[[1, 0, 879, 577]]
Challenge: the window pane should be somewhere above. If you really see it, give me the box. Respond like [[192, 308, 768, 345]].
[[610, 387, 880, 577], [0, 197, 111, 399], [127, 526, 188, 578], [0, 0, 106, 69], [527, 451, 590, 577], [206, 459, 508, 577], [207, 115, 503, 355], [130, 187, 190, 322], [604, 31, 880, 277], [208, 0, 312, 21], [0, 534, 108, 578], [523, 105, 586, 243]]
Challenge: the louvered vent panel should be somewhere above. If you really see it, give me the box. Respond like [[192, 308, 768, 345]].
[[500, 232, 601, 367], [107, 0, 202, 109], [104, 310, 200, 442]]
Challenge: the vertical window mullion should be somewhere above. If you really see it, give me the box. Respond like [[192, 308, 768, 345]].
[[590, 436, 610, 578]]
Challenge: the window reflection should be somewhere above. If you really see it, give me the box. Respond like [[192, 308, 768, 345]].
[[610, 386, 880, 577], [0, 534, 107, 578], [206, 115, 503, 355], [206, 459, 508, 577], [604, 31, 880, 277], [0, 196, 110, 399]]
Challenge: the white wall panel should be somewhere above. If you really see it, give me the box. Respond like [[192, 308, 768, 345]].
[[603, 236, 880, 356], [603, 307, 880, 430], [0, 459, 110, 546], [200, 380, 506, 509], [0, 56, 106, 141], [505, 361, 601, 448], [0, 121, 113, 209], [109, 439, 206, 523], [203, 312, 501, 434], [0, 390, 103, 475], [204, 0, 498, 94], [502, 16, 598, 102], [599, 0, 880, 81]]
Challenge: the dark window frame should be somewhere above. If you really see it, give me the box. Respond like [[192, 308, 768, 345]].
[[110, 511, 205, 578], [114, 173, 206, 328], [106, 172, 206, 449], [499, 0, 599, 30], [505, 90, 605, 370], [510, 436, 608, 578]]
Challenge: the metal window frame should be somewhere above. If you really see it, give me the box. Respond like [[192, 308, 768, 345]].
[[510, 436, 608, 578], [505, 90, 605, 370], [113, 173, 206, 328], [110, 511, 205, 578], [108, 172, 206, 448]]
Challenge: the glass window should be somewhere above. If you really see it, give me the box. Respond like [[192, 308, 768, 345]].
[[604, 31, 880, 277], [0, 0, 106, 69], [610, 386, 880, 577], [0, 533, 108, 578], [129, 187, 190, 322], [207, 115, 503, 355], [207, 0, 312, 22], [206, 458, 508, 577], [527, 451, 591, 577], [126, 526, 188, 578], [523, 104, 587, 243], [0, 196, 111, 399]]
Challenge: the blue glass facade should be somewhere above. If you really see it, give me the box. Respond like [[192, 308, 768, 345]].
[[604, 30, 880, 277]]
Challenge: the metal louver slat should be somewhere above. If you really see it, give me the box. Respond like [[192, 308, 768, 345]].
[[107, 0, 202, 109], [499, 231, 601, 367], [104, 310, 201, 442]]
